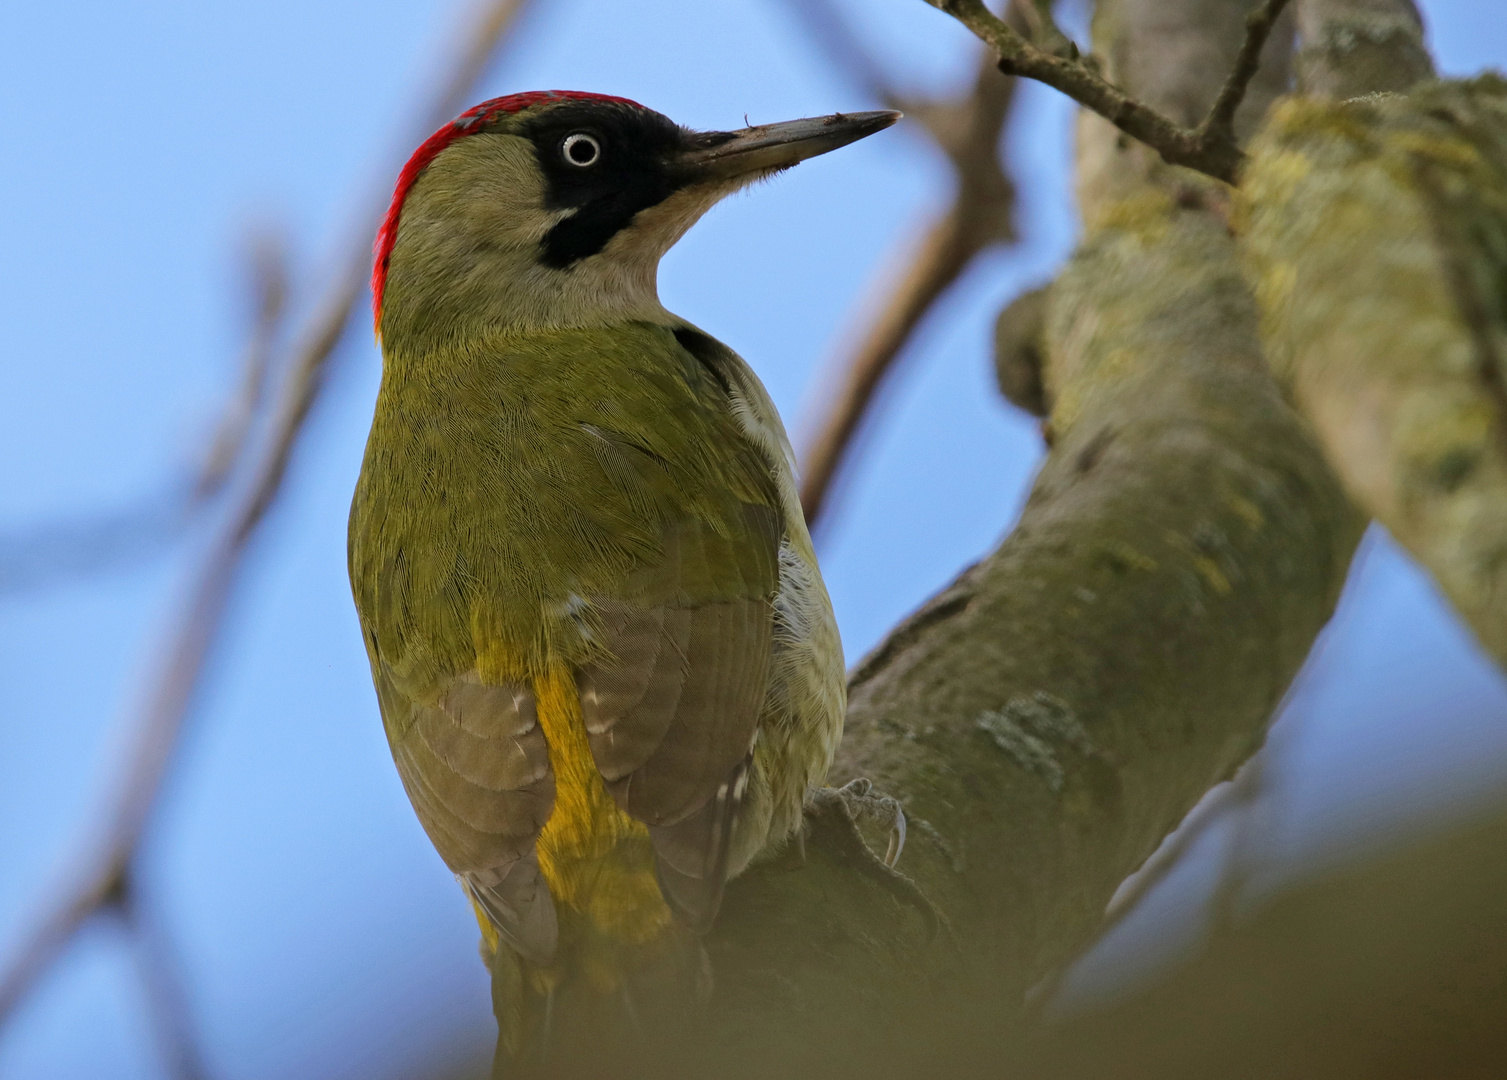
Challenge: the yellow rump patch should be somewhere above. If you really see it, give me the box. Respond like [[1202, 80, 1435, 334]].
[[532, 665, 671, 971]]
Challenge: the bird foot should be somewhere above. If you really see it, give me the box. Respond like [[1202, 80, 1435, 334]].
[[829, 778, 907, 866], [802, 779, 940, 942]]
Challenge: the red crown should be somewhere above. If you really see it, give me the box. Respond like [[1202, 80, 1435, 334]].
[[371, 91, 641, 332]]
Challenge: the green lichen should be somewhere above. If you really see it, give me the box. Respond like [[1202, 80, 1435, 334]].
[[976, 692, 1094, 793], [1241, 77, 1507, 664]]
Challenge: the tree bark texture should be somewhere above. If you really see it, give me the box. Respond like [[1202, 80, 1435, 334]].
[[1294, 0, 1433, 100], [1241, 4, 1507, 667]]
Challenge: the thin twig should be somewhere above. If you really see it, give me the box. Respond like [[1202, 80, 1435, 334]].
[[1020, 0, 1078, 59], [0, 495, 187, 594], [0, 238, 288, 596], [1199, 0, 1295, 144], [0, 0, 535, 1032], [797, 39, 1020, 527], [113, 873, 210, 1080], [923, 0, 1293, 184], [195, 232, 288, 501]]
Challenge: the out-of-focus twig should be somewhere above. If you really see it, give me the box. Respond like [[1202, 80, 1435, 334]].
[[0, 0, 535, 1036], [194, 232, 288, 502], [924, 0, 1293, 184], [0, 237, 288, 596], [0, 497, 186, 595], [1020, 0, 1077, 59], [795, 4, 1024, 528], [110, 871, 210, 1080]]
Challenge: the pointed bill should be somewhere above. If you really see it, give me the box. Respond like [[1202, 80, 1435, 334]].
[[679, 110, 902, 181]]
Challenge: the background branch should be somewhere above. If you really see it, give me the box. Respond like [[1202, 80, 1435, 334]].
[[117, 874, 209, 1080], [194, 231, 288, 502], [0, 0, 536, 1039], [0, 236, 287, 596], [796, 15, 1023, 528]]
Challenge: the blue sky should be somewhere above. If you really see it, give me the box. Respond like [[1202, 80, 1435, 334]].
[[1, 1, 1504, 1076]]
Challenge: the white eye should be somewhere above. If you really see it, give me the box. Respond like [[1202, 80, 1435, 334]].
[[561, 133, 601, 167]]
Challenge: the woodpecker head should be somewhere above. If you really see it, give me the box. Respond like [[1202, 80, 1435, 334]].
[[373, 91, 899, 348]]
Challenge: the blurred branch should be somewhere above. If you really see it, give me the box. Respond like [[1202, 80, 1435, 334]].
[[114, 872, 210, 1080], [1019, 805, 1507, 1079], [796, 8, 1023, 528], [0, 0, 536, 1036], [0, 237, 287, 596], [194, 232, 288, 501], [0, 495, 189, 595], [922, 0, 1292, 184]]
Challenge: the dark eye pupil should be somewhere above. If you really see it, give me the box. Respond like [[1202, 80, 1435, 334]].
[[565, 135, 598, 165]]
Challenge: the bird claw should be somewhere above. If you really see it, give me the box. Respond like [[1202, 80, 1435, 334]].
[[803, 779, 940, 943], [828, 778, 907, 867]]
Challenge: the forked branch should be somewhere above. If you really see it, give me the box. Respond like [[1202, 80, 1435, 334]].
[[924, 0, 1293, 184]]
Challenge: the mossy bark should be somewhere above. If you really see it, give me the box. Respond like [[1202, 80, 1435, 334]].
[[1241, 32, 1507, 666]]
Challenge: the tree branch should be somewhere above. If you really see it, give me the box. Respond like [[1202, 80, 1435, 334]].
[[797, 40, 1020, 528], [116, 873, 210, 1080], [0, 235, 287, 596], [1019, 805, 1507, 1078], [1240, 48, 1507, 667], [1294, 0, 1432, 100], [0, 0, 536, 1033], [923, 0, 1292, 184], [193, 231, 288, 502], [1201, 0, 1295, 144]]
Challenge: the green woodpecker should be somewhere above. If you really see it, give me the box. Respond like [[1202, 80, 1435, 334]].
[[348, 91, 895, 999]]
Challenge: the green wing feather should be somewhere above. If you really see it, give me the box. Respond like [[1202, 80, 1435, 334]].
[[349, 320, 784, 936]]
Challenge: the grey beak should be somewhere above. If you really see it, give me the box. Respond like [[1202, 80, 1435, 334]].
[[681, 110, 902, 180]]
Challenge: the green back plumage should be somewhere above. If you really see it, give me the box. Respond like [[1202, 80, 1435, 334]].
[[348, 320, 782, 701]]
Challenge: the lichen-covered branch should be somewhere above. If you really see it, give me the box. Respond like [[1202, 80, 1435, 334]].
[[1294, 0, 1433, 100], [922, 0, 1294, 184], [1239, 2, 1507, 668]]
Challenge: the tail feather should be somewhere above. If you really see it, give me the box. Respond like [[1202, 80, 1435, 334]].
[[464, 852, 558, 964], [647, 755, 750, 934]]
